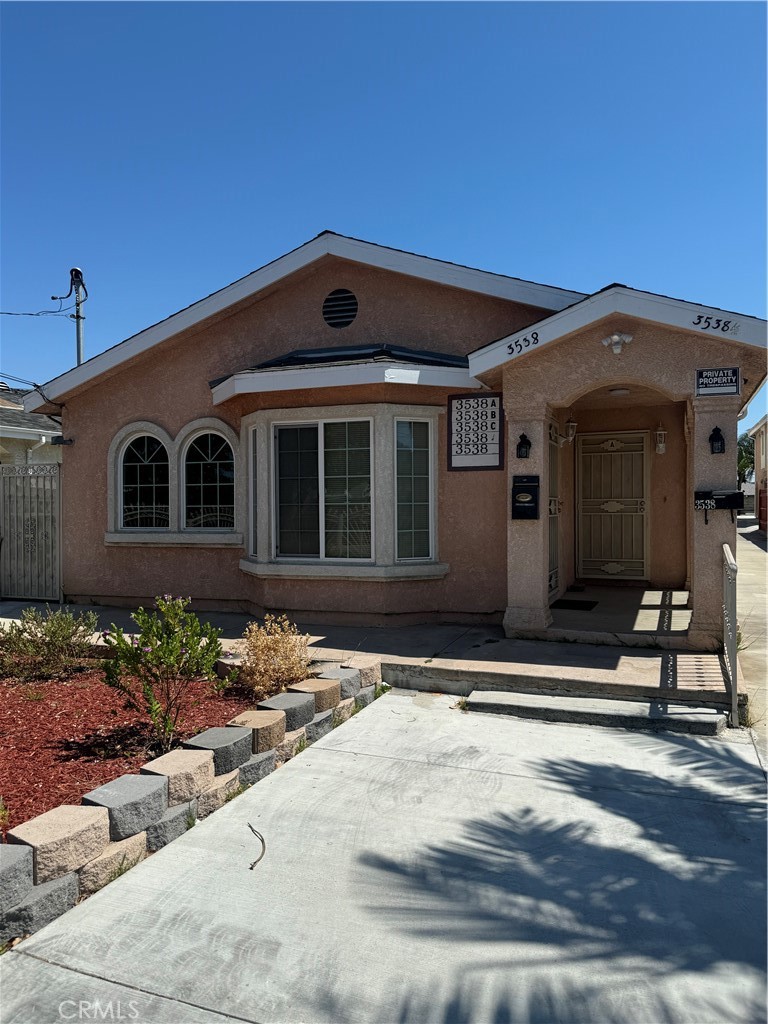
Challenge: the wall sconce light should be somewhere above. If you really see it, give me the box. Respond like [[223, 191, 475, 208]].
[[50, 435, 74, 446], [601, 332, 633, 355], [516, 433, 532, 459], [566, 418, 578, 443], [654, 424, 667, 455], [709, 426, 725, 454]]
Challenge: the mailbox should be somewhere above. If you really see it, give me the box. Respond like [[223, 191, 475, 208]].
[[694, 490, 744, 511], [512, 475, 540, 520]]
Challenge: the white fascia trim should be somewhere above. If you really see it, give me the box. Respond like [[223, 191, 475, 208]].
[[239, 558, 450, 581], [0, 425, 60, 441], [469, 287, 768, 376], [748, 415, 767, 437], [24, 235, 583, 413], [211, 363, 481, 404]]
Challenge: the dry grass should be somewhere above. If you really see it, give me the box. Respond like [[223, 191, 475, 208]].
[[239, 614, 311, 701]]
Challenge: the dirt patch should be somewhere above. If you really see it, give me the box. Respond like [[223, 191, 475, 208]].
[[0, 669, 256, 832]]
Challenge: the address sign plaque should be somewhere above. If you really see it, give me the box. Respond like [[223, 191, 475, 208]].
[[448, 393, 504, 471]]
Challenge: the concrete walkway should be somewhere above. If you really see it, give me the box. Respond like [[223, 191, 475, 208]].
[[1, 691, 765, 1024]]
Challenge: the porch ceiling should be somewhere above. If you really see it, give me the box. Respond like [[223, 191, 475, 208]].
[[570, 383, 683, 410]]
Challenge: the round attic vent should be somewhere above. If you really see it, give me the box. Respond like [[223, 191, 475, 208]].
[[322, 289, 358, 329]]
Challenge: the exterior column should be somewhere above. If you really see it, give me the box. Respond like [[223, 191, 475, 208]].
[[503, 410, 552, 634], [687, 395, 741, 648]]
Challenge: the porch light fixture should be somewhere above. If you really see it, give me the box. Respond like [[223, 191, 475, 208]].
[[565, 417, 578, 443], [516, 433, 532, 459], [709, 426, 725, 454], [602, 332, 633, 355], [654, 423, 667, 455]]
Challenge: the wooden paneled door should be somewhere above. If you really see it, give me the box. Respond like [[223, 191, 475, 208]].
[[577, 432, 648, 580]]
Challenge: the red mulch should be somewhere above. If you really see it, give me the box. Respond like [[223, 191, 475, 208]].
[[0, 666, 257, 833]]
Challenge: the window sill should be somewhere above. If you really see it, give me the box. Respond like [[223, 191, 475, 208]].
[[105, 532, 243, 547], [239, 558, 450, 581]]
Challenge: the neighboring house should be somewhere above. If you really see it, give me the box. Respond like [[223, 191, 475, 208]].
[[24, 232, 767, 647], [0, 386, 62, 465], [749, 414, 767, 533]]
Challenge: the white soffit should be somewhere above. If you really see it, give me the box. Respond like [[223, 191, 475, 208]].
[[211, 363, 481, 404], [24, 234, 583, 413], [469, 287, 768, 376]]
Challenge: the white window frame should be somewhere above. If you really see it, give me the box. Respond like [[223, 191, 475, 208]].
[[241, 403, 448, 580], [105, 418, 244, 546], [271, 417, 375, 563], [180, 428, 238, 533], [393, 417, 436, 563]]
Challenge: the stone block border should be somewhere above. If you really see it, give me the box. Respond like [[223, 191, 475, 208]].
[[0, 659, 388, 947]]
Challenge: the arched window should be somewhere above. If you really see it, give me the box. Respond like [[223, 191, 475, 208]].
[[122, 436, 170, 528], [184, 433, 235, 529]]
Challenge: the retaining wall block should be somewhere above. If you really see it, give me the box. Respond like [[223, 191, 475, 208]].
[[275, 727, 307, 764], [7, 806, 110, 884], [215, 653, 243, 679], [347, 655, 381, 688], [258, 692, 315, 731], [288, 678, 341, 713], [141, 749, 214, 805], [78, 832, 147, 897], [0, 872, 78, 945], [318, 666, 362, 699], [332, 698, 356, 726], [306, 710, 334, 744], [82, 774, 168, 841], [355, 685, 376, 710], [197, 769, 240, 819], [227, 709, 286, 753], [183, 727, 252, 775], [146, 800, 197, 852], [0, 845, 34, 910], [239, 750, 276, 786]]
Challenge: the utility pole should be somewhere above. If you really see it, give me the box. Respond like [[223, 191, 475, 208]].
[[52, 268, 88, 366]]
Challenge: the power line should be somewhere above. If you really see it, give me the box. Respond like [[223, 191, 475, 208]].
[[1, 304, 76, 317]]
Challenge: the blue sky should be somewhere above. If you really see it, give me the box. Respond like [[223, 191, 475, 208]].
[[1, 1, 766, 425]]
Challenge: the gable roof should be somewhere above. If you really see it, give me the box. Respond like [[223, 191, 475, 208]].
[[24, 232, 585, 413], [468, 284, 767, 377]]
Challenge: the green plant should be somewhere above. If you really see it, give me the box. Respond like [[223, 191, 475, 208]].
[[737, 432, 755, 488], [0, 797, 9, 829], [211, 668, 238, 696], [294, 736, 307, 754], [0, 605, 98, 680], [102, 595, 223, 753], [185, 810, 197, 830], [374, 683, 391, 700], [451, 696, 469, 711], [107, 853, 143, 884], [21, 685, 45, 701], [238, 614, 311, 701], [225, 782, 251, 802]]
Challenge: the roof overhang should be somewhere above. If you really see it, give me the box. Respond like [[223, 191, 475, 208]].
[[748, 415, 767, 437], [0, 424, 60, 442], [469, 286, 767, 377], [211, 361, 481, 405], [24, 233, 583, 413]]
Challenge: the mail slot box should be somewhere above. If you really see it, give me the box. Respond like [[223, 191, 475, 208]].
[[712, 490, 744, 510], [512, 475, 540, 520]]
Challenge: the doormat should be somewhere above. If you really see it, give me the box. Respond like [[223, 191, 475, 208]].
[[551, 599, 598, 611]]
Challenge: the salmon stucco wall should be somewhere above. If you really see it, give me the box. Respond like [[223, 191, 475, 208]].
[[59, 260, 531, 621]]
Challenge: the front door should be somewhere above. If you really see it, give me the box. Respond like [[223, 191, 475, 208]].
[[577, 431, 648, 580]]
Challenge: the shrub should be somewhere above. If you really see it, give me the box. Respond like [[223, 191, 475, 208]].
[[0, 605, 99, 679], [239, 613, 311, 701], [102, 595, 223, 753]]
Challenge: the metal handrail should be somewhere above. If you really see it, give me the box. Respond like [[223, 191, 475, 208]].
[[722, 543, 739, 727]]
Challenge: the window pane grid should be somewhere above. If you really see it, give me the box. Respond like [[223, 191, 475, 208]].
[[277, 426, 320, 556], [185, 434, 235, 528], [122, 435, 170, 529], [396, 421, 431, 559], [324, 421, 371, 559]]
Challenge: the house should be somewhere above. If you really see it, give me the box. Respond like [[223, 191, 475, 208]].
[[24, 232, 767, 648], [0, 386, 62, 465], [749, 414, 767, 533]]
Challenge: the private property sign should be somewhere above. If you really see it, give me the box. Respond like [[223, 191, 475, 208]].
[[695, 368, 740, 396]]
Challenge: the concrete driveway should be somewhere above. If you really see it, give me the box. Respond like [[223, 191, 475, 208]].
[[1, 690, 766, 1024]]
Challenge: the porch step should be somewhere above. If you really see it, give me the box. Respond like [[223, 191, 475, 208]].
[[465, 690, 728, 735]]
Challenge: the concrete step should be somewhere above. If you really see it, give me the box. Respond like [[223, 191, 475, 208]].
[[465, 689, 728, 735]]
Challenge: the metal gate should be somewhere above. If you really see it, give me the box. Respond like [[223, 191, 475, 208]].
[[577, 431, 649, 580], [0, 465, 60, 600]]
